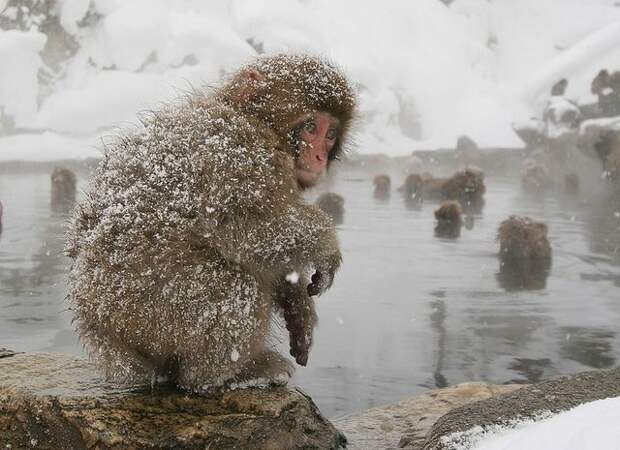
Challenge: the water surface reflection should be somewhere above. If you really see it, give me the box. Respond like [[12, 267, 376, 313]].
[[1, 168, 619, 418]]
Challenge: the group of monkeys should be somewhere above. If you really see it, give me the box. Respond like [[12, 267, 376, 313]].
[[315, 164, 553, 290], [315, 168, 551, 275]]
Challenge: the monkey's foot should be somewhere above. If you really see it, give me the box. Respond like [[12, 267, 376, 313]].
[[228, 350, 294, 390]]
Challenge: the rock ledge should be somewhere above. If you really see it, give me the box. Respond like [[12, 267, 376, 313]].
[[0, 352, 345, 450]]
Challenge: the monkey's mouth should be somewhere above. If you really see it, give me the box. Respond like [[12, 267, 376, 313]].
[[296, 168, 324, 188]]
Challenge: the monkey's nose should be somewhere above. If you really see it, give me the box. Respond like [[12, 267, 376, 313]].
[[315, 148, 328, 162]]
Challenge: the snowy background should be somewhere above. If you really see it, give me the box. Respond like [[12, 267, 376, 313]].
[[1, 0, 620, 160]]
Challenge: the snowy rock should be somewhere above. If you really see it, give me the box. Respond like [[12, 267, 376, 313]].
[[0, 348, 19, 358], [422, 367, 620, 450], [334, 382, 522, 450], [0, 352, 346, 450]]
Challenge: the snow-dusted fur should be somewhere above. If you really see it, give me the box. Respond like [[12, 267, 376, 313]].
[[497, 216, 552, 262], [66, 54, 356, 391]]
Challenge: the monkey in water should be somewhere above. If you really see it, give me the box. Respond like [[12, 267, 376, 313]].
[[434, 200, 463, 239], [67, 55, 356, 391], [401, 169, 485, 212], [373, 174, 391, 200], [51, 167, 77, 212], [498, 216, 551, 261], [315, 192, 345, 225], [497, 216, 552, 291], [594, 130, 620, 189], [398, 172, 432, 209], [496, 216, 552, 290]]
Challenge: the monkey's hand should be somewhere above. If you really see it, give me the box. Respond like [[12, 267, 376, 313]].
[[274, 276, 318, 367], [307, 251, 341, 297], [284, 306, 312, 366]]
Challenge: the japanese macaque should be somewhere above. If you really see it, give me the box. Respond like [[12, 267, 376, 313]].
[[434, 201, 463, 239], [373, 174, 391, 200], [50, 167, 77, 212], [399, 172, 430, 207], [520, 159, 551, 194], [591, 69, 620, 117], [591, 70, 610, 96], [594, 130, 620, 188], [550, 78, 568, 96], [315, 192, 345, 225], [66, 55, 356, 391], [455, 135, 481, 164], [497, 216, 551, 290], [417, 169, 486, 212], [564, 173, 580, 195], [498, 216, 551, 261], [442, 168, 486, 211]]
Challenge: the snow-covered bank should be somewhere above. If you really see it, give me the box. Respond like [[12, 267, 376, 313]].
[[2, 0, 620, 160], [448, 396, 620, 450]]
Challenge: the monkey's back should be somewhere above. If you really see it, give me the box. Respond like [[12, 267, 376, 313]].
[[67, 97, 296, 383]]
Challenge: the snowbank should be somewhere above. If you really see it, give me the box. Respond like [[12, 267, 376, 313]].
[[444, 396, 620, 450], [2, 0, 620, 160]]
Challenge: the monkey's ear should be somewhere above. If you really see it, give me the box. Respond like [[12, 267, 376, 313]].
[[229, 69, 267, 105]]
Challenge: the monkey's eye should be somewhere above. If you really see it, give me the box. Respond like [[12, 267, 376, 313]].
[[303, 121, 317, 133], [326, 128, 338, 141]]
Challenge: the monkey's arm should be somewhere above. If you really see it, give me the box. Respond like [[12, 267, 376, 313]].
[[195, 127, 341, 286], [214, 203, 342, 285]]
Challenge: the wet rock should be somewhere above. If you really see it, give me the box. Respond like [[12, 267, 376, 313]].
[[0, 348, 19, 358], [422, 368, 620, 450], [0, 353, 346, 450], [333, 382, 522, 450]]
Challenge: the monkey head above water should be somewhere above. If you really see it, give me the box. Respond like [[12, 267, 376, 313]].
[[51, 167, 77, 212], [66, 54, 356, 392], [315, 192, 345, 225], [497, 216, 552, 290], [497, 216, 551, 263], [373, 174, 391, 200], [434, 200, 463, 239]]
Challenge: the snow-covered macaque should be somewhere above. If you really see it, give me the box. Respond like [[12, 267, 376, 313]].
[[591, 69, 620, 117], [440, 168, 486, 213], [497, 216, 552, 291], [315, 192, 345, 225], [405, 169, 485, 211], [434, 200, 463, 239], [455, 135, 480, 164], [594, 130, 620, 189], [373, 174, 391, 200], [50, 167, 77, 212], [543, 97, 581, 140], [66, 55, 356, 391], [550, 78, 568, 96], [591, 69, 610, 96], [498, 216, 551, 262], [520, 158, 551, 194], [399, 173, 430, 204]]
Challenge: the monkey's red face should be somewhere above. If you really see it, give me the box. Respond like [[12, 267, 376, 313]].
[[294, 112, 340, 189]]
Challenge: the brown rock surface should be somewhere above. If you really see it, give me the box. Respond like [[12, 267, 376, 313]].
[[334, 382, 522, 450], [0, 352, 346, 450]]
